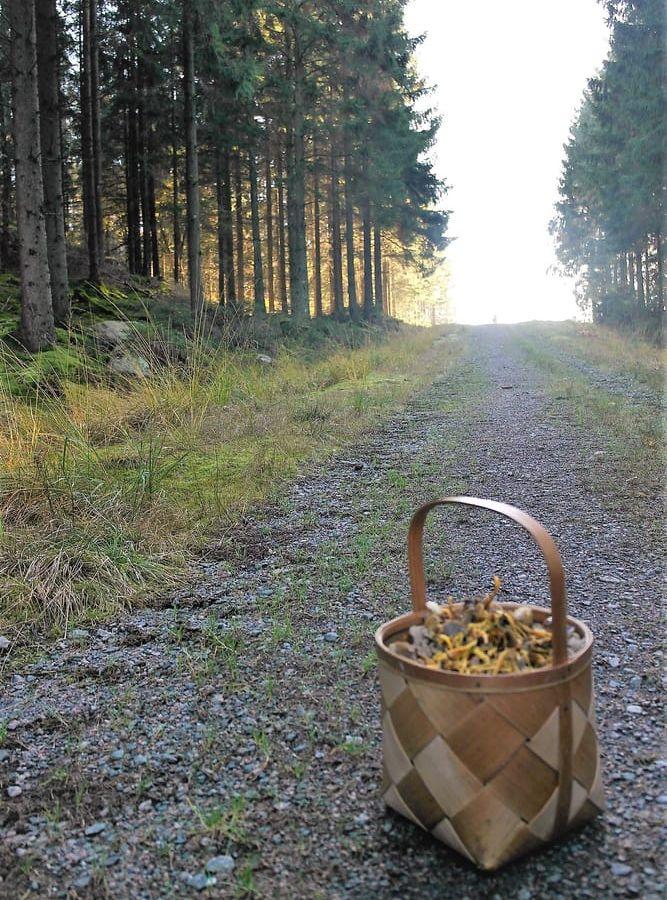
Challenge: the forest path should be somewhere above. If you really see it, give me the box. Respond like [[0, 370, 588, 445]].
[[1, 325, 663, 899]]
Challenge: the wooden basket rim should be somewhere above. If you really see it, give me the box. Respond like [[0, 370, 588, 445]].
[[375, 602, 594, 693]]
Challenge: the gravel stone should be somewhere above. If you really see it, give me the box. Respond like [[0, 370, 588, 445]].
[[205, 855, 235, 874]]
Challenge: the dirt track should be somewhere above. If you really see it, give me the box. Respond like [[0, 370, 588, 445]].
[[1, 324, 663, 899]]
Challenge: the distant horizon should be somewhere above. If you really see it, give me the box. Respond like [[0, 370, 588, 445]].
[[405, 0, 611, 325]]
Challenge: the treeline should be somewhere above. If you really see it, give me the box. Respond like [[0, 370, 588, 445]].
[[1, 0, 448, 352], [552, 0, 664, 328]]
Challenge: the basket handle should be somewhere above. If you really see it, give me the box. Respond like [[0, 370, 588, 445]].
[[408, 497, 568, 667]]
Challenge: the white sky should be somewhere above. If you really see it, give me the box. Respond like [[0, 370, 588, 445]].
[[404, 0, 611, 324]]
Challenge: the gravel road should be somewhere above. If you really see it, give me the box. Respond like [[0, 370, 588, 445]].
[[1, 324, 664, 899]]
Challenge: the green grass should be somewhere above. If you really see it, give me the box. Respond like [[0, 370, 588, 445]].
[[0, 283, 453, 639], [513, 322, 663, 517]]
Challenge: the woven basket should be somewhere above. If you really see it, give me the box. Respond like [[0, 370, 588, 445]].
[[375, 497, 605, 870]]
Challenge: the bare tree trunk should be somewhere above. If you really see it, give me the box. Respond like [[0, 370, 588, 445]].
[[35, 0, 69, 323], [361, 181, 373, 319], [9, 0, 56, 350], [328, 140, 344, 318], [171, 70, 180, 284], [89, 0, 103, 258], [234, 149, 245, 307], [0, 84, 11, 269], [619, 252, 628, 290], [373, 223, 383, 316], [286, 37, 309, 318], [277, 147, 288, 314], [644, 246, 652, 309], [81, 0, 99, 282], [656, 232, 664, 313], [182, 1, 202, 316], [125, 102, 141, 274], [312, 143, 323, 317], [216, 146, 225, 304], [343, 131, 359, 321], [137, 62, 151, 276], [636, 249, 644, 307], [265, 139, 275, 313], [148, 172, 159, 277], [221, 145, 236, 309], [249, 144, 265, 317]]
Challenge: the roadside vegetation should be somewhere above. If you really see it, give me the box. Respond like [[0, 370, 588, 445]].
[[0, 278, 449, 640], [514, 321, 663, 519]]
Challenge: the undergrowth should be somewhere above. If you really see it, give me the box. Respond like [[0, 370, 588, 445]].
[[0, 282, 449, 638]]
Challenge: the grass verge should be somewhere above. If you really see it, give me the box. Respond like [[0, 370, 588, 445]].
[[0, 307, 453, 640], [513, 322, 663, 519]]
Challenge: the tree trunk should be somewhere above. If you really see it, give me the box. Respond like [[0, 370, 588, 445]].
[[0, 84, 11, 269], [328, 140, 344, 318], [277, 148, 288, 314], [89, 0, 103, 258], [343, 132, 359, 320], [81, 0, 99, 282], [619, 252, 628, 290], [216, 147, 225, 304], [286, 40, 309, 319], [182, 1, 202, 316], [9, 0, 56, 350], [265, 140, 275, 313], [125, 102, 141, 274], [137, 60, 150, 276], [148, 172, 160, 277], [656, 233, 664, 313], [373, 223, 383, 316], [312, 143, 323, 317], [249, 145, 265, 317], [644, 246, 652, 310], [234, 149, 245, 307], [35, 0, 69, 323], [171, 72, 180, 284], [635, 250, 644, 307], [361, 186, 373, 319], [221, 145, 236, 309]]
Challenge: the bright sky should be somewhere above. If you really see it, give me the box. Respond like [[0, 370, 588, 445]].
[[404, 0, 611, 324]]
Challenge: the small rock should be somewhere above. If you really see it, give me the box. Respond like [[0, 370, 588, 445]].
[[629, 675, 641, 689], [324, 631, 339, 642], [0, 636, 10, 650], [73, 875, 91, 889], [607, 655, 621, 668], [134, 754, 149, 765], [256, 354, 273, 365], [610, 863, 632, 877], [69, 628, 89, 640], [0, 749, 10, 763], [626, 704, 642, 715], [188, 873, 215, 891], [109, 351, 150, 378], [138, 800, 153, 812], [84, 822, 106, 836], [205, 855, 235, 875], [93, 320, 136, 347], [7, 785, 22, 798], [110, 749, 125, 761]]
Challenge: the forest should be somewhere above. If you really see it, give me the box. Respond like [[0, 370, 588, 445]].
[[2, 0, 449, 354], [0, 0, 452, 633], [552, 0, 665, 331]]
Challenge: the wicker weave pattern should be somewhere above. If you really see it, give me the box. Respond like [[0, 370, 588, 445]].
[[379, 661, 605, 870]]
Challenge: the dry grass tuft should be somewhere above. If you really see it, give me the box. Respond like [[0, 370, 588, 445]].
[[0, 322, 450, 637]]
